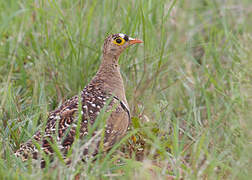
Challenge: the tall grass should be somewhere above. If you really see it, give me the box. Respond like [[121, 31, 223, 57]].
[[0, 0, 251, 179]]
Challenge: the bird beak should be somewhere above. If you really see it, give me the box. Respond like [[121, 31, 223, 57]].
[[129, 38, 143, 45]]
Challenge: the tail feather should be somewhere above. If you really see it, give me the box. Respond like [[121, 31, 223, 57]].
[[15, 141, 38, 161], [15, 131, 41, 161]]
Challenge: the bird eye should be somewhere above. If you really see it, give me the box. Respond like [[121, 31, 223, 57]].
[[116, 38, 122, 44], [113, 37, 125, 46]]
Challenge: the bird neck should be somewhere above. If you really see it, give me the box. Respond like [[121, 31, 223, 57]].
[[92, 54, 128, 105], [100, 53, 119, 65]]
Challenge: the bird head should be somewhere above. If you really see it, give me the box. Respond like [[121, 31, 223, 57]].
[[103, 33, 143, 57]]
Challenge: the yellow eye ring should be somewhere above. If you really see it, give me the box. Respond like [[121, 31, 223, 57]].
[[113, 37, 125, 46]]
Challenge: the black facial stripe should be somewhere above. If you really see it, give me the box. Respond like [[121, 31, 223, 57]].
[[124, 35, 129, 41], [112, 34, 120, 40]]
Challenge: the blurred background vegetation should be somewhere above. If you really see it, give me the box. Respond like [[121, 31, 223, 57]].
[[0, 0, 251, 179]]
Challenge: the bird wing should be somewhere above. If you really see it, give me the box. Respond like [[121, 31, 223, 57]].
[[15, 83, 130, 162]]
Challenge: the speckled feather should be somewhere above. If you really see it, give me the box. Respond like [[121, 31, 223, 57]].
[[14, 33, 142, 166], [15, 82, 130, 163]]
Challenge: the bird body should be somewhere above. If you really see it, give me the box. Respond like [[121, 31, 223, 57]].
[[15, 33, 143, 165]]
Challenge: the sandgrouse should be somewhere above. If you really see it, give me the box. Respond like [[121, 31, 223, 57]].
[[15, 33, 143, 166]]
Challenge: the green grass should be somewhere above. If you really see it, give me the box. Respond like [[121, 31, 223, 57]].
[[0, 0, 251, 179]]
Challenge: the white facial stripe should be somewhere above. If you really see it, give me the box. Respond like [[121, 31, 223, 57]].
[[118, 33, 125, 38], [118, 33, 135, 41]]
